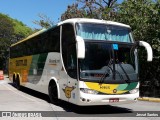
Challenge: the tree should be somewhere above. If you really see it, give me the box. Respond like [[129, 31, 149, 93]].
[[107, 0, 160, 97], [0, 13, 33, 72], [33, 13, 54, 29], [116, 0, 160, 82], [13, 19, 33, 41], [61, 0, 118, 21], [0, 14, 14, 46], [61, 3, 86, 21], [0, 13, 14, 70]]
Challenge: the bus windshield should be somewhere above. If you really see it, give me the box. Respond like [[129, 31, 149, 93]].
[[76, 23, 133, 43], [79, 42, 138, 84]]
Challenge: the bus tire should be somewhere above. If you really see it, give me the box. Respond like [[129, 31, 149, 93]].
[[15, 75, 21, 90], [48, 81, 60, 105], [13, 74, 16, 86]]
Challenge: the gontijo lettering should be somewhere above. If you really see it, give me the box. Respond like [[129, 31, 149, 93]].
[[16, 59, 27, 66]]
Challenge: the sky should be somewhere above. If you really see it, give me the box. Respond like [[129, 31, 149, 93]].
[[0, 0, 75, 28], [0, 0, 122, 29]]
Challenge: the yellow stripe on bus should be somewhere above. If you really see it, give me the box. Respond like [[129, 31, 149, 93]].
[[85, 82, 128, 94]]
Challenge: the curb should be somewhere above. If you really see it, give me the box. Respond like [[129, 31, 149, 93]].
[[138, 97, 160, 102]]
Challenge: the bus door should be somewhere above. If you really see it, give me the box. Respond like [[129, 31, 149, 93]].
[[61, 24, 78, 103]]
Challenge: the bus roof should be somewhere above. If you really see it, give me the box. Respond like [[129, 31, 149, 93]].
[[58, 18, 131, 28]]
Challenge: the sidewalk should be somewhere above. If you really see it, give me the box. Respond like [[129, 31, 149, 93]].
[[138, 97, 160, 102]]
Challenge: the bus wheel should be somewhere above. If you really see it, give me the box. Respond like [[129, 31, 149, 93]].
[[13, 75, 16, 86], [48, 81, 59, 105], [15, 76, 21, 90]]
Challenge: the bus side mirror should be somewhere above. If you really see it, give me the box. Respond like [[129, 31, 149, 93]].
[[76, 36, 85, 59], [138, 41, 153, 62]]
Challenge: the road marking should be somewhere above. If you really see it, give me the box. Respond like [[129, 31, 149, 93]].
[[2, 84, 37, 102]]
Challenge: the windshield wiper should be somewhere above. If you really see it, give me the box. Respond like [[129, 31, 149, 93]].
[[99, 59, 113, 83], [99, 59, 126, 83], [116, 60, 131, 84]]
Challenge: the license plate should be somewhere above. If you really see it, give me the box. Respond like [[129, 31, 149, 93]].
[[109, 98, 119, 103]]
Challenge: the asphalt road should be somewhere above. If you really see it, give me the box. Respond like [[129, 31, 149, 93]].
[[0, 76, 160, 120]]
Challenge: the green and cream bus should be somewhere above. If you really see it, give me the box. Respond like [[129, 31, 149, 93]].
[[9, 18, 153, 106]]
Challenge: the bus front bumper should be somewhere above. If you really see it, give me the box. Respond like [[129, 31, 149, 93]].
[[77, 92, 139, 106]]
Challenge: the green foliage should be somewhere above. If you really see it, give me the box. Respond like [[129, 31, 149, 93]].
[[116, 0, 160, 84], [13, 19, 33, 39], [0, 14, 14, 39], [61, 0, 118, 21], [33, 13, 54, 29], [0, 13, 33, 71], [61, 3, 86, 21]]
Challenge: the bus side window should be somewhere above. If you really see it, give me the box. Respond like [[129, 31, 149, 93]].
[[44, 26, 60, 53], [62, 24, 77, 79], [49, 27, 60, 52]]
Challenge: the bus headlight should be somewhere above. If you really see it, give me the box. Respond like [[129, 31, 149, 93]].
[[129, 88, 139, 94], [80, 88, 99, 94]]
